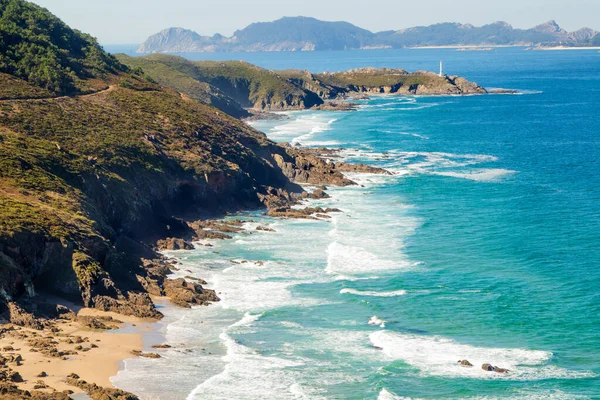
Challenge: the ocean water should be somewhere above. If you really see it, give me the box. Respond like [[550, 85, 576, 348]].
[[112, 48, 600, 399]]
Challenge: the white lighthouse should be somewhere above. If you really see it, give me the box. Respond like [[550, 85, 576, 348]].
[[439, 60, 443, 77]]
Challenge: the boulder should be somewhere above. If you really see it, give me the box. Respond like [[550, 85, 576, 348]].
[[162, 278, 219, 308], [482, 363, 494, 371], [481, 363, 510, 373], [458, 359, 473, 367], [156, 238, 194, 251]]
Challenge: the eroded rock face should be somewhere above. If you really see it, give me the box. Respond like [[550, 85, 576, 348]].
[[267, 207, 342, 220], [4, 302, 46, 330], [162, 278, 220, 308], [334, 162, 392, 175], [0, 382, 72, 399], [66, 374, 139, 400], [91, 292, 160, 319], [156, 238, 194, 251]]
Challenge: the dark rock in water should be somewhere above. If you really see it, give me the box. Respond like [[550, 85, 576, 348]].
[[162, 278, 220, 308], [156, 238, 194, 251], [151, 344, 172, 349], [488, 88, 520, 94], [311, 101, 359, 111], [184, 276, 208, 285], [310, 189, 329, 199], [256, 226, 276, 232], [482, 363, 510, 373], [267, 206, 342, 220], [131, 350, 161, 359], [458, 359, 473, 367]]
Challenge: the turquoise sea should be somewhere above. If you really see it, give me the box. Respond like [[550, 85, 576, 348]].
[[112, 48, 600, 399]]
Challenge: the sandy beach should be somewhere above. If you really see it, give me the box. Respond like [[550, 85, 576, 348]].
[[0, 306, 158, 396]]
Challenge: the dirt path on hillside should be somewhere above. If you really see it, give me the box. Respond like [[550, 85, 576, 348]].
[[0, 85, 116, 103]]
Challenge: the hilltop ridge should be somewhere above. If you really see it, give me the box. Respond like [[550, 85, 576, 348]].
[[138, 17, 599, 53], [117, 54, 487, 117]]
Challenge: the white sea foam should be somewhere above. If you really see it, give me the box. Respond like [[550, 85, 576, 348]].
[[378, 389, 412, 400], [326, 242, 408, 278], [378, 389, 587, 400], [368, 315, 386, 328], [340, 288, 407, 297], [370, 331, 596, 381], [428, 168, 516, 182], [289, 117, 338, 146], [289, 383, 309, 399], [231, 312, 262, 328], [186, 332, 315, 400], [212, 260, 317, 312]]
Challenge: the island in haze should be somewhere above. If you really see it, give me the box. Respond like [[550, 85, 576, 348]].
[[137, 17, 600, 53]]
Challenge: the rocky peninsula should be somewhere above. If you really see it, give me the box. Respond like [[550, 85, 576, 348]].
[[118, 55, 488, 117]]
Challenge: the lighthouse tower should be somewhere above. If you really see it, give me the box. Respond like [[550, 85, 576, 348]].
[[439, 60, 443, 77]]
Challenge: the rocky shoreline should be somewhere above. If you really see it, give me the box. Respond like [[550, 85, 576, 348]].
[[0, 145, 390, 399]]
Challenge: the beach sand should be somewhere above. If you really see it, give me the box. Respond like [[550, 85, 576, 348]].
[[0, 306, 157, 396]]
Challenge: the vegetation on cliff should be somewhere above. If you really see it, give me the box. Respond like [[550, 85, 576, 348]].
[[0, 0, 325, 322], [0, 0, 486, 328], [0, 0, 124, 95], [312, 68, 487, 95], [117, 56, 487, 115], [115, 54, 250, 118]]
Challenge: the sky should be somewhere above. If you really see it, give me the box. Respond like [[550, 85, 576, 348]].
[[31, 0, 600, 44]]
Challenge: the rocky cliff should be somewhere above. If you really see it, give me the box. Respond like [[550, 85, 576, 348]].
[[286, 67, 488, 97], [0, 1, 356, 326], [117, 56, 487, 116]]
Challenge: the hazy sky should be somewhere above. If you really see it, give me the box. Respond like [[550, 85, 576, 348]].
[[31, 0, 600, 44]]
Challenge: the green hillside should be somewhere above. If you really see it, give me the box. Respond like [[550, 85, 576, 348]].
[[0, 0, 309, 324], [0, 0, 125, 95], [116, 54, 250, 118]]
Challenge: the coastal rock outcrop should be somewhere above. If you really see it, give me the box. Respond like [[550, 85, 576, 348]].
[[482, 363, 510, 373], [162, 278, 220, 308], [156, 238, 195, 251], [66, 373, 139, 400]]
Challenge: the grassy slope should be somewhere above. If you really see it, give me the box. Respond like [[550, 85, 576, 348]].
[[0, 0, 125, 95], [115, 54, 250, 118], [0, 0, 306, 312], [0, 68, 302, 306], [167, 58, 324, 110]]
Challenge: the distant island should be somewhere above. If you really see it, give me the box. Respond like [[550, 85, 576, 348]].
[[137, 17, 600, 53]]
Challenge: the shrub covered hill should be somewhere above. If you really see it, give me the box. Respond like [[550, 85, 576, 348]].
[[116, 54, 487, 116], [0, 0, 360, 327]]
